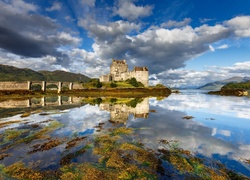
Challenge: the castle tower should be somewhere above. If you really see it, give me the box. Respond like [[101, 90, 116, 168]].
[[110, 59, 128, 81]]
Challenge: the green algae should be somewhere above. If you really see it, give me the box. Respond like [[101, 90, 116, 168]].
[[0, 120, 64, 154], [0, 122, 249, 180], [20, 120, 64, 144]]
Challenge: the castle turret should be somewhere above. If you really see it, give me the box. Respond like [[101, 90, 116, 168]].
[[110, 59, 128, 81]]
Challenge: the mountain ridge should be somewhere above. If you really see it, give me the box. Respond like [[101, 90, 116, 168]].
[[198, 76, 250, 90], [0, 64, 90, 82]]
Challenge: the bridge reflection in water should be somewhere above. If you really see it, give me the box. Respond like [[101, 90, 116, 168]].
[[0, 96, 82, 108], [99, 98, 150, 125]]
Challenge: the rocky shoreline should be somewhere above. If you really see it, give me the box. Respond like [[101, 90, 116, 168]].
[[208, 89, 248, 96]]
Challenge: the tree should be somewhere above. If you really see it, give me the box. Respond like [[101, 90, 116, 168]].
[[126, 78, 139, 87], [110, 82, 117, 88]]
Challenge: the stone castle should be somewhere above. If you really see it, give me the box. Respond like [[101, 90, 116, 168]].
[[99, 59, 149, 87]]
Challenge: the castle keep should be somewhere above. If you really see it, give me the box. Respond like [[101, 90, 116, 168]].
[[99, 59, 149, 87]]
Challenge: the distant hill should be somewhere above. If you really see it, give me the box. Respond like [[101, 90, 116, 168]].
[[198, 76, 250, 90], [0, 64, 90, 82], [39, 70, 90, 82], [0, 64, 45, 81], [221, 80, 250, 90]]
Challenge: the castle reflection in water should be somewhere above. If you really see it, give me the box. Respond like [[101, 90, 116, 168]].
[[99, 98, 149, 124], [0, 96, 151, 125]]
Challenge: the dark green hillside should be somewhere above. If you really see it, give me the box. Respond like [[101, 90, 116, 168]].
[[221, 81, 250, 90], [0, 64, 90, 82], [0, 64, 45, 81], [39, 70, 90, 82]]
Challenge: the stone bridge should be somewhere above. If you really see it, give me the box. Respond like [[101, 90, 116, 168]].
[[0, 81, 84, 93], [0, 96, 82, 108]]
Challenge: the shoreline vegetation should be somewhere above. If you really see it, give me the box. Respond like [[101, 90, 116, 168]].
[[0, 79, 171, 101], [208, 89, 249, 96], [208, 81, 250, 97], [0, 87, 171, 101]]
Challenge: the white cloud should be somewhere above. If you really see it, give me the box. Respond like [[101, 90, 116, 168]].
[[221, 61, 250, 74], [3, 0, 37, 14], [209, 45, 215, 52], [81, 0, 96, 7], [0, 0, 250, 88], [57, 32, 82, 46], [161, 18, 192, 28], [217, 44, 229, 49], [199, 18, 216, 23], [226, 16, 250, 37], [113, 0, 153, 21], [150, 61, 250, 88], [46, 2, 62, 12]]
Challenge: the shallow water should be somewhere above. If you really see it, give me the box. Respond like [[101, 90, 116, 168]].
[[0, 91, 250, 178]]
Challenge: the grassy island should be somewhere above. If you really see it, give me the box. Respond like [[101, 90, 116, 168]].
[[208, 81, 250, 97], [0, 79, 171, 101]]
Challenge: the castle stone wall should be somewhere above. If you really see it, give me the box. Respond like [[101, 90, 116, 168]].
[[99, 59, 149, 86]]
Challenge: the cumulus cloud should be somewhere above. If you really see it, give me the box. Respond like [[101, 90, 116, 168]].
[[226, 16, 250, 37], [89, 23, 230, 74], [113, 0, 153, 21], [0, 0, 83, 70], [46, 2, 62, 11], [221, 61, 250, 74], [161, 18, 192, 28], [149, 61, 250, 88], [77, 15, 250, 78], [1, 0, 250, 86], [0, 0, 37, 14]]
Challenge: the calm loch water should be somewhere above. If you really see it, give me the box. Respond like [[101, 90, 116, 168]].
[[0, 90, 250, 178]]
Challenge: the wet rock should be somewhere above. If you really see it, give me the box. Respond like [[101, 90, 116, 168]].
[[20, 112, 31, 118], [182, 116, 194, 120], [0, 153, 10, 160], [65, 136, 86, 149]]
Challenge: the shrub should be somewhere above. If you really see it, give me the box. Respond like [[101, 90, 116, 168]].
[[155, 84, 165, 88], [87, 79, 103, 88], [126, 78, 144, 87], [110, 82, 117, 88]]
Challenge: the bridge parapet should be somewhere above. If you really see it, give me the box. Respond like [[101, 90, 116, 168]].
[[0, 81, 84, 93]]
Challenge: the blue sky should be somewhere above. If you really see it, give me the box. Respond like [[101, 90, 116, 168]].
[[0, 0, 250, 87]]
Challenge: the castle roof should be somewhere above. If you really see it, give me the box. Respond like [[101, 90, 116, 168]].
[[112, 59, 126, 64], [134, 67, 148, 71]]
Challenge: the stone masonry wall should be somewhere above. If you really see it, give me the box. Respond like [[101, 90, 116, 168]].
[[0, 81, 85, 91], [0, 82, 29, 90]]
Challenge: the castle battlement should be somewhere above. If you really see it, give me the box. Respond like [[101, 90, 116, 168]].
[[99, 59, 148, 86]]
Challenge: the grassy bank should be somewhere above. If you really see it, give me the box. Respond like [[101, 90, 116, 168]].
[[0, 87, 171, 100], [62, 87, 171, 98]]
